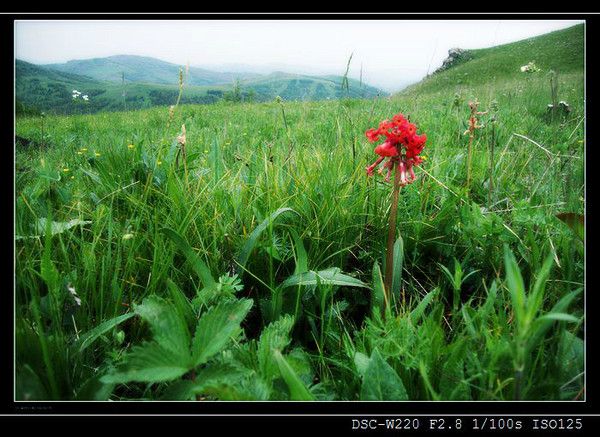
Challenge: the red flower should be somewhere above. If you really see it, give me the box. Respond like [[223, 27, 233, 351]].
[[365, 112, 427, 185]]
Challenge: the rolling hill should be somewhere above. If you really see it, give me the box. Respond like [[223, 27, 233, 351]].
[[16, 56, 385, 114], [44, 55, 263, 87], [402, 23, 584, 96]]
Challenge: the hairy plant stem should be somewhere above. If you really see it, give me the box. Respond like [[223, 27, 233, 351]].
[[384, 158, 402, 309], [466, 134, 474, 192]]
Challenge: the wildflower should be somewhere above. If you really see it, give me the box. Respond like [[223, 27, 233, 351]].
[[157, 160, 162, 165], [365, 112, 427, 308], [95, 152, 101, 157], [82, 95, 89, 101], [62, 168, 70, 173], [80, 148, 88, 152], [128, 144, 135, 150], [463, 100, 487, 137], [520, 61, 541, 73], [77, 151, 83, 155], [365, 113, 427, 185], [177, 125, 186, 147], [122, 233, 134, 241]]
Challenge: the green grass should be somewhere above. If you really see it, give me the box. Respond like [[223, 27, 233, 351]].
[[15, 26, 584, 401], [16, 59, 384, 115]]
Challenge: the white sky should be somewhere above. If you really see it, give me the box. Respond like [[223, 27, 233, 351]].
[[15, 19, 584, 91]]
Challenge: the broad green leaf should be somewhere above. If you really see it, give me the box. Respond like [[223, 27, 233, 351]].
[[101, 342, 190, 384], [281, 267, 370, 290], [273, 350, 314, 400], [558, 330, 584, 383], [161, 380, 196, 401], [258, 314, 295, 382], [134, 296, 191, 362], [161, 227, 216, 288], [36, 218, 92, 236], [162, 364, 251, 400], [360, 349, 408, 400], [354, 352, 370, 378], [77, 312, 135, 352], [192, 299, 253, 366], [237, 207, 298, 271]]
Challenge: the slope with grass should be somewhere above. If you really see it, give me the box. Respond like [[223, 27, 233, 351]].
[[403, 23, 583, 96], [15, 25, 584, 401], [17, 57, 385, 115]]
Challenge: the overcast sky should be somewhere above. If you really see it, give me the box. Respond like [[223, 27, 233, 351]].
[[15, 19, 584, 91]]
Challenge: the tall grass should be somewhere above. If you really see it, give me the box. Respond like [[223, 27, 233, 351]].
[[15, 63, 584, 400]]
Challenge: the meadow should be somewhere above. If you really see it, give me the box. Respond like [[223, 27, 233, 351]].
[[15, 25, 585, 401]]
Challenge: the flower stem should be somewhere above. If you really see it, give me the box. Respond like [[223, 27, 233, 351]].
[[384, 158, 402, 309], [466, 134, 474, 192]]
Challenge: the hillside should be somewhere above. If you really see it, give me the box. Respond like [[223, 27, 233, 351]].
[[44, 55, 262, 86], [17, 57, 385, 114], [402, 23, 584, 95]]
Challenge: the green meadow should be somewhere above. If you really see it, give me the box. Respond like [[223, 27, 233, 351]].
[[15, 24, 584, 401]]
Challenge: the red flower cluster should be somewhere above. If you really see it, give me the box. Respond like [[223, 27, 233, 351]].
[[365, 113, 427, 185]]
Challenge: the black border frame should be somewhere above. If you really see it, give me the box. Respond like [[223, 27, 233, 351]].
[[4, 11, 596, 420]]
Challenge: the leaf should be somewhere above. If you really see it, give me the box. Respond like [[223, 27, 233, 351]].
[[36, 218, 91, 236], [281, 267, 370, 290], [354, 352, 370, 378], [391, 235, 404, 296], [410, 289, 437, 324], [439, 340, 469, 400], [527, 254, 554, 322], [257, 314, 295, 382], [161, 227, 216, 288], [528, 288, 582, 351], [537, 313, 580, 323], [77, 312, 135, 352], [556, 212, 584, 241], [557, 330, 584, 383], [273, 350, 314, 400], [360, 349, 408, 400], [134, 296, 191, 363], [237, 207, 298, 272], [191, 299, 253, 366], [371, 261, 386, 315], [289, 229, 308, 275], [16, 365, 49, 400], [166, 279, 194, 327], [101, 342, 191, 384], [503, 245, 527, 331]]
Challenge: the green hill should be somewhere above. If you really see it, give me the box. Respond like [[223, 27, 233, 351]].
[[402, 23, 583, 95], [17, 57, 385, 114], [44, 55, 262, 86]]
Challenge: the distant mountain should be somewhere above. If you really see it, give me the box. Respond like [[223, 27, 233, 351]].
[[44, 55, 263, 87], [16, 56, 387, 115]]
